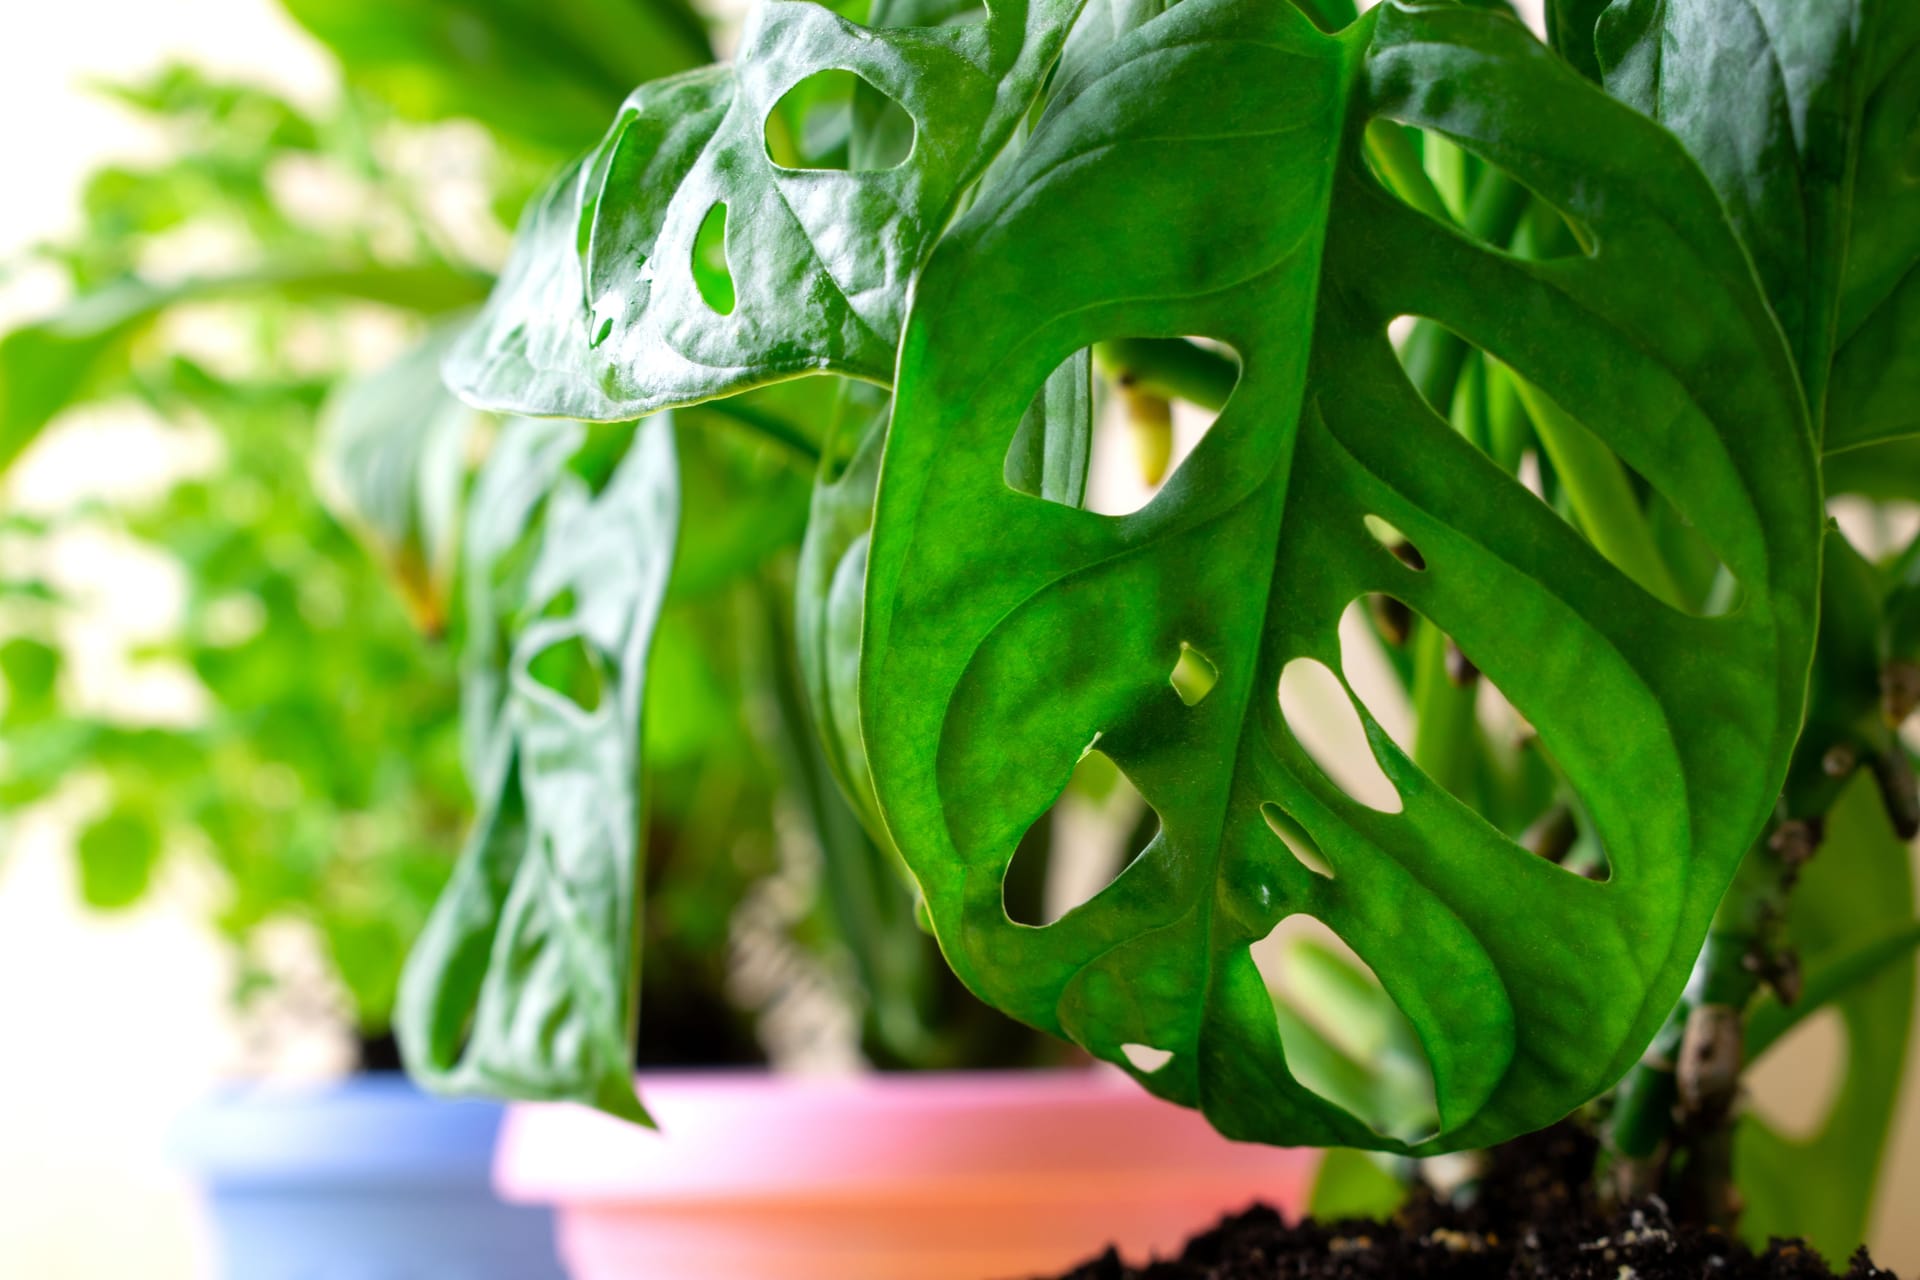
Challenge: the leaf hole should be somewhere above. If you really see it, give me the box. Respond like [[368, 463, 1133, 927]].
[[1363, 514, 1424, 571], [692, 201, 735, 315], [1170, 642, 1218, 706], [525, 631, 607, 714], [1389, 321, 1741, 618], [1337, 596, 1614, 882], [1252, 915, 1438, 1144], [1746, 1005, 1847, 1143], [1260, 802, 1333, 879], [1365, 121, 1594, 261], [1276, 657, 1402, 814], [1003, 338, 1241, 517], [1003, 745, 1158, 926], [763, 69, 916, 172], [1120, 1042, 1174, 1074]]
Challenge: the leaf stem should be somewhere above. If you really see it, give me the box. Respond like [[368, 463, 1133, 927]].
[[1093, 337, 1238, 411], [1510, 372, 1688, 611], [1362, 120, 1454, 226], [701, 400, 823, 465]]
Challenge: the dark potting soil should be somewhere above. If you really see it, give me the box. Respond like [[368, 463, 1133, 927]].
[[1046, 1200, 1894, 1280], [1040, 1127, 1898, 1280]]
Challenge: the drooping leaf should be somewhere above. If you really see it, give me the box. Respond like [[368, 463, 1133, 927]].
[[1736, 774, 1918, 1262], [1596, 0, 1920, 449], [315, 321, 484, 634], [277, 0, 711, 153], [862, 0, 1819, 1152], [397, 414, 677, 1122], [445, 0, 1092, 421]]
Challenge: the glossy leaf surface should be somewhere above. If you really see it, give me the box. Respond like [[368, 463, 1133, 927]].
[[397, 416, 677, 1121], [446, 0, 1089, 421], [1597, 0, 1920, 449], [862, 0, 1820, 1151]]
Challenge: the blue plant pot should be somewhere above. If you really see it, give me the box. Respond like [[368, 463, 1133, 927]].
[[171, 1073, 566, 1279]]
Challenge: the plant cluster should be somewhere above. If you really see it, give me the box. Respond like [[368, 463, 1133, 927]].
[[414, 0, 1918, 1259], [0, 0, 1043, 1073], [4, 0, 1917, 1263]]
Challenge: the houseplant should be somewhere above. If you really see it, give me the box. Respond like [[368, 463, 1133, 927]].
[[1, 2, 1314, 1276], [408, 0, 1920, 1271]]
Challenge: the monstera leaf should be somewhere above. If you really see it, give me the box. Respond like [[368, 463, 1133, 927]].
[[445, 0, 1090, 421], [397, 415, 677, 1122], [1596, 0, 1920, 450], [861, 0, 1820, 1152]]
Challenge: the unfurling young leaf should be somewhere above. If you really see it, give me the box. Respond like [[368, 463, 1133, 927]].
[[860, 0, 1819, 1153]]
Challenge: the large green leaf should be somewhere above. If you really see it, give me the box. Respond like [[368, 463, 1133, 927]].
[[1736, 774, 1918, 1263], [861, 0, 1820, 1152], [277, 0, 710, 152], [396, 415, 677, 1121], [445, 0, 1091, 421], [1596, 0, 1920, 450]]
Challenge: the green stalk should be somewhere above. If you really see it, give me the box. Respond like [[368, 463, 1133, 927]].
[[703, 399, 823, 465], [1093, 337, 1238, 411], [1362, 120, 1454, 225], [1510, 373, 1687, 611], [1410, 617, 1477, 799]]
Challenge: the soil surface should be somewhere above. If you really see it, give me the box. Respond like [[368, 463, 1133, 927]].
[[1041, 1128, 1897, 1279]]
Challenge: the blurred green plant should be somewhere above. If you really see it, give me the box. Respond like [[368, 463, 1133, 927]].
[[0, 0, 1050, 1073], [0, 59, 500, 1045]]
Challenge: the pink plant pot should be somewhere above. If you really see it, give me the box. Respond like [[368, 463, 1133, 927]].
[[494, 1067, 1318, 1280]]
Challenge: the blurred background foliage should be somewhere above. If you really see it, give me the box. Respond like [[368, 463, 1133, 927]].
[[0, 0, 1052, 1071]]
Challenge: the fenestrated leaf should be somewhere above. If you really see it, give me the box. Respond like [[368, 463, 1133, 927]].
[[862, 0, 1819, 1152], [1736, 774, 1918, 1262], [396, 414, 677, 1122], [315, 321, 483, 634], [1596, 0, 1920, 449], [445, 0, 1091, 422]]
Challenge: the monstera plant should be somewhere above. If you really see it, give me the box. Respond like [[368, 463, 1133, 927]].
[[401, 0, 1920, 1262]]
